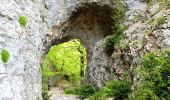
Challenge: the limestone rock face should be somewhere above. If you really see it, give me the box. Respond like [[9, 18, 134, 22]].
[[0, 0, 51, 99], [0, 0, 113, 99], [87, 40, 113, 88], [0, 0, 170, 99], [47, 0, 114, 88], [112, 2, 170, 83]]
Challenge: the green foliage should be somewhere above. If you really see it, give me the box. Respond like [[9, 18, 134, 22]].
[[18, 16, 27, 27], [103, 72, 132, 99], [111, 0, 126, 35], [143, 0, 152, 5], [64, 84, 99, 100], [87, 72, 132, 100], [1, 49, 10, 63], [129, 49, 170, 100], [105, 33, 124, 48], [42, 39, 86, 95], [105, 0, 126, 54], [78, 84, 99, 100], [157, 16, 167, 26], [148, 16, 167, 28], [64, 87, 80, 95], [64, 72, 132, 100], [42, 39, 86, 78], [89, 91, 107, 100], [145, 16, 167, 37], [42, 91, 51, 100], [143, 0, 170, 9]]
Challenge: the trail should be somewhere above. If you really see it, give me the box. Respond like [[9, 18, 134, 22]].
[[48, 87, 79, 100]]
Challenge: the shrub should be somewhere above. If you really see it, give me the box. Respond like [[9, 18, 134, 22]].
[[78, 84, 99, 100], [64, 87, 80, 95], [103, 79, 131, 99], [105, 34, 124, 55], [18, 16, 27, 27], [1, 49, 10, 63], [64, 84, 99, 100], [89, 91, 107, 100], [129, 49, 170, 100], [98, 72, 132, 100], [42, 91, 51, 100]]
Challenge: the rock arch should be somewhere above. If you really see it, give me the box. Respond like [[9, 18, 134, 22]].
[[0, 0, 115, 99], [44, 2, 114, 87]]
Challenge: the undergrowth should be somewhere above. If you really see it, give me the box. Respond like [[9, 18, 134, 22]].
[[129, 49, 170, 100]]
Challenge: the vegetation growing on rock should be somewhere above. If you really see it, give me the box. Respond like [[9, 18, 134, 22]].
[[18, 16, 28, 27], [129, 49, 170, 100], [105, 0, 126, 55], [1, 49, 10, 63]]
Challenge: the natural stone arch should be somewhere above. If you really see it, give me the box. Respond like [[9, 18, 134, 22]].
[[44, 2, 114, 87]]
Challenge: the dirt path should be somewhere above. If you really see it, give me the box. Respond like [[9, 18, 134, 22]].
[[48, 87, 79, 100]]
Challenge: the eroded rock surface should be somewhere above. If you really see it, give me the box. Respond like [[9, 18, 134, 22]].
[[0, 0, 170, 99], [0, 0, 113, 99]]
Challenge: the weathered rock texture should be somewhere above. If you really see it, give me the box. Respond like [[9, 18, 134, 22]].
[[46, 0, 115, 88], [0, 0, 50, 99], [0, 0, 114, 99], [112, 1, 170, 83], [0, 0, 170, 99]]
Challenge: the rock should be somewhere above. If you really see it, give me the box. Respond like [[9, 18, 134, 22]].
[[0, 0, 170, 99]]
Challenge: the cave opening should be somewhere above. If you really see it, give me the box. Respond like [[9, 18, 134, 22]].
[[42, 39, 87, 93]]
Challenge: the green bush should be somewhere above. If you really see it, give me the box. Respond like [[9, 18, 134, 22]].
[[87, 72, 132, 100], [129, 49, 170, 100], [89, 91, 107, 100], [1, 49, 10, 63], [68, 73, 81, 85], [42, 91, 51, 100], [103, 79, 131, 99], [78, 84, 99, 100], [18, 16, 27, 27], [105, 34, 124, 55], [64, 87, 80, 95], [64, 84, 99, 100]]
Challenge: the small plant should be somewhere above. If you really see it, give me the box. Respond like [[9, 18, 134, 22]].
[[18, 16, 28, 27], [143, 0, 152, 5], [42, 91, 51, 100], [157, 16, 167, 26], [89, 91, 107, 100], [105, 33, 124, 55], [1, 49, 10, 63]]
